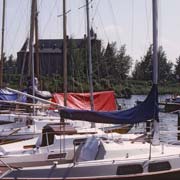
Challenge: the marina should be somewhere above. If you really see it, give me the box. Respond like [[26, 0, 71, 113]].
[[1, 0, 180, 179]]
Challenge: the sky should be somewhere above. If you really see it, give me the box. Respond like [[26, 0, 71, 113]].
[[1, 0, 180, 66]]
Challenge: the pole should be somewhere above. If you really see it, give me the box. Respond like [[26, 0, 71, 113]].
[[63, 0, 67, 107], [28, 0, 36, 77], [152, 0, 159, 145], [0, 0, 5, 87], [29, 0, 36, 114], [86, 0, 95, 128], [6, 87, 63, 108], [34, 0, 40, 82], [152, 0, 158, 85]]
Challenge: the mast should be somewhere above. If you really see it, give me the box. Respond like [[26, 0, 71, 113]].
[[28, 0, 35, 77], [63, 0, 67, 107], [29, 0, 36, 114], [152, 0, 158, 85], [86, 0, 95, 128], [0, 0, 5, 87], [34, 0, 40, 82], [152, 0, 159, 145]]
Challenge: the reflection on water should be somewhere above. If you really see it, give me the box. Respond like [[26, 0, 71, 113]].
[[117, 94, 179, 142]]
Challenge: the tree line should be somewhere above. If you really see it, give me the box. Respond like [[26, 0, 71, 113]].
[[2, 42, 180, 95]]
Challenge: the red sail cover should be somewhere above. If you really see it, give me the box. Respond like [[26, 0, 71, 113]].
[[51, 91, 117, 111]]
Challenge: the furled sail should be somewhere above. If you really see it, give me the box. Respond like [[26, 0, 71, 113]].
[[60, 84, 158, 124]]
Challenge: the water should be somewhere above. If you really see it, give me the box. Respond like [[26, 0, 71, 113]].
[[117, 94, 179, 143]]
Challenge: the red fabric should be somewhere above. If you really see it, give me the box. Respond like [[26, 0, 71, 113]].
[[51, 91, 117, 111]]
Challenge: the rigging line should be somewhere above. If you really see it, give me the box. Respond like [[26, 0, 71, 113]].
[[56, 0, 61, 38], [97, 11, 109, 42], [4, 0, 21, 44], [91, 0, 101, 21], [5, 0, 29, 56], [6, 0, 24, 35], [145, 0, 151, 54], [107, 0, 121, 45], [38, 0, 43, 38], [10, 0, 29, 52], [130, 0, 134, 58], [159, 0, 162, 47], [90, 0, 99, 27], [41, 0, 58, 36], [8, 0, 28, 56], [24, 0, 31, 38], [129, 0, 134, 76], [75, 0, 82, 36]]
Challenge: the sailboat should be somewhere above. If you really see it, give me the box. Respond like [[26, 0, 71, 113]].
[[0, 0, 61, 141], [2, 0, 180, 179]]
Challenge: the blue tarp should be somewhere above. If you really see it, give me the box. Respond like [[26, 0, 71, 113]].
[[60, 84, 159, 124], [0, 89, 18, 101], [0, 89, 26, 102]]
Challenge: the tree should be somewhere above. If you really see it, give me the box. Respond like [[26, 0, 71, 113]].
[[100, 42, 117, 81], [115, 45, 132, 81], [132, 46, 152, 80], [132, 45, 173, 82], [158, 46, 173, 81], [98, 43, 132, 85], [4, 54, 17, 74], [175, 56, 180, 80]]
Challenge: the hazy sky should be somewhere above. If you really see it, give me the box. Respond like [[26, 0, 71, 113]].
[[1, 0, 180, 65]]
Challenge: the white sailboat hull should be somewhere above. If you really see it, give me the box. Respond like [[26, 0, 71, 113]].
[[3, 156, 180, 180]]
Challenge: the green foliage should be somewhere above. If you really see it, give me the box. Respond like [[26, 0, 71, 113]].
[[132, 45, 173, 82], [5, 41, 180, 97], [174, 56, 180, 80]]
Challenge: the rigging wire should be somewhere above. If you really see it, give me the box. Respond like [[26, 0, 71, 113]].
[[5, 0, 30, 57], [8, 0, 28, 56], [144, 0, 151, 55], [76, 0, 85, 36], [97, 11, 109, 42], [129, 0, 134, 76], [159, 0, 162, 47], [91, 0, 101, 22], [41, 0, 58, 37], [38, 0, 43, 39], [130, 0, 134, 60], [107, 0, 121, 45]]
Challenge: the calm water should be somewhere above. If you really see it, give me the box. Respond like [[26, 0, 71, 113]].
[[117, 94, 179, 142]]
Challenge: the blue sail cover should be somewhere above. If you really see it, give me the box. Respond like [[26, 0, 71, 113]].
[[60, 84, 159, 124], [0, 89, 18, 101], [0, 89, 26, 102]]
